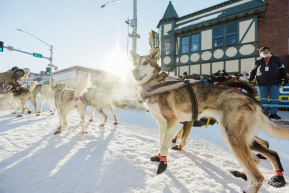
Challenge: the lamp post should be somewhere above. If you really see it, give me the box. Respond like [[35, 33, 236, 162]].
[[101, 0, 139, 52], [17, 29, 53, 86]]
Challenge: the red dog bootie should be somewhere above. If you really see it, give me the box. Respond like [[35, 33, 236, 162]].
[[172, 136, 178, 143], [150, 154, 161, 162], [268, 171, 286, 188], [171, 144, 182, 151]]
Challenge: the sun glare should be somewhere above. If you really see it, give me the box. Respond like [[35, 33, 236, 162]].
[[101, 43, 133, 80]]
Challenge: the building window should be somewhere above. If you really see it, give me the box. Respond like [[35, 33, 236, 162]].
[[191, 34, 200, 52], [181, 36, 190, 53], [163, 38, 172, 55], [227, 24, 237, 45], [214, 27, 224, 47]]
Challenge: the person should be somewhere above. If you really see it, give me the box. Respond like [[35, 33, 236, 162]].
[[0, 67, 30, 90], [182, 72, 187, 79], [198, 75, 209, 83], [212, 71, 220, 85], [249, 47, 287, 119], [239, 71, 248, 81]]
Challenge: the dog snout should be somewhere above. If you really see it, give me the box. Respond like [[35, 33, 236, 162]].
[[132, 69, 139, 77]]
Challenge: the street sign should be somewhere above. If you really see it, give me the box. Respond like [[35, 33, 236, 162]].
[[33, 53, 42, 58], [132, 32, 140, 39], [7, 46, 13, 51]]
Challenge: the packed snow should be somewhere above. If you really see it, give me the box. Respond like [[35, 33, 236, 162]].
[[0, 100, 288, 193]]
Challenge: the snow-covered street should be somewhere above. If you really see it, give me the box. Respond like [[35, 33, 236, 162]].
[[0, 102, 288, 193]]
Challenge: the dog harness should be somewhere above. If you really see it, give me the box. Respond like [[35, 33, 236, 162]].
[[139, 72, 199, 121]]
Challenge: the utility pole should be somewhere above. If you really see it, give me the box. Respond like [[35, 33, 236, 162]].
[[125, 18, 130, 56], [101, 0, 140, 52]]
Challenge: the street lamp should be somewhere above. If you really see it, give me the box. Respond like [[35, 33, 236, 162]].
[[17, 29, 54, 86], [101, 0, 139, 52]]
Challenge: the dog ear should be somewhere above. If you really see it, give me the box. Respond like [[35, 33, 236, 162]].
[[130, 51, 140, 64], [148, 47, 160, 61]]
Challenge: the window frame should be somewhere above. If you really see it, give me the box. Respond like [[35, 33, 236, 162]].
[[191, 33, 200, 52], [226, 24, 238, 45], [213, 27, 224, 48], [181, 36, 190, 54]]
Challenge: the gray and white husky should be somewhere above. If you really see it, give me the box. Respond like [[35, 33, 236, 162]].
[[52, 74, 91, 135], [131, 47, 289, 193]]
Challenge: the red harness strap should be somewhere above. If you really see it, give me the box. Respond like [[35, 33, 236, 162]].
[[275, 171, 284, 177]]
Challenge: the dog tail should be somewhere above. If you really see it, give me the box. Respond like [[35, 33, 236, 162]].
[[224, 79, 258, 97], [258, 106, 289, 139], [29, 81, 38, 93], [113, 100, 128, 109], [75, 73, 91, 98]]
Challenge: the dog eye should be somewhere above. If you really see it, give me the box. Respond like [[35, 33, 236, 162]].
[[143, 61, 148, 65]]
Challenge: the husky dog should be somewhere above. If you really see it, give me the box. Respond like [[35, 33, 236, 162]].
[[131, 47, 289, 193], [35, 85, 56, 115], [85, 88, 128, 127], [171, 80, 286, 188], [5, 81, 39, 117], [52, 74, 91, 135]]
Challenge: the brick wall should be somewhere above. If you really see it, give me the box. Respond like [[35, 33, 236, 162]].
[[258, 0, 289, 68]]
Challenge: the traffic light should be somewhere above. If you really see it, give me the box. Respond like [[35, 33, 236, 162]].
[[0, 41, 3, 52], [46, 67, 51, 75]]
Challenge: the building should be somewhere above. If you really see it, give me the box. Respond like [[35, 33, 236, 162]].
[[52, 66, 119, 88], [157, 0, 289, 76]]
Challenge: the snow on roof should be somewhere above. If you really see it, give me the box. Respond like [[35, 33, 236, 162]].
[[175, 12, 223, 31]]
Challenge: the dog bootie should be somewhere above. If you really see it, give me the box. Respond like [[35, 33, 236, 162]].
[[157, 156, 167, 175], [51, 113, 55, 115], [12, 112, 16, 114], [36, 114, 40, 116], [54, 130, 63, 135], [28, 111, 31, 114], [99, 123, 105, 127], [17, 114, 23, 118], [114, 121, 118, 125], [256, 154, 267, 160], [89, 118, 93, 122], [268, 172, 286, 188], [172, 136, 178, 143], [82, 131, 88, 134], [38, 111, 41, 113], [150, 154, 161, 162], [230, 171, 247, 181], [171, 145, 182, 151]]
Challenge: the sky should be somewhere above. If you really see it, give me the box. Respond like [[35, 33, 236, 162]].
[[0, 0, 226, 78]]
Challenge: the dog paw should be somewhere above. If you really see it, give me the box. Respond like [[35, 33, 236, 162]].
[[82, 131, 88, 134], [36, 114, 40, 116], [89, 119, 93, 122], [230, 171, 247, 181], [114, 121, 118, 125], [172, 138, 177, 143], [11, 112, 16, 114], [17, 114, 23, 118], [157, 161, 167, 175], [171, 145, 182, 151], [50, 110, 52, 112], [27, 111, 31, 114], [150, 155, 161, 162], [51, 113, 55, 115], [54, 130, 62, 135], [38, 111, 41, 113], [99, 123, 105, 127], [268, 175, 286, 188], [256, 154, 267, 160]]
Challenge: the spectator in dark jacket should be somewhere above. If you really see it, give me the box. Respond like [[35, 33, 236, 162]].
[[249, 47, 287, 119]]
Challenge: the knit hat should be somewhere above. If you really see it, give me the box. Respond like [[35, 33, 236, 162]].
[[259, 47, 270, 55], [23, 68, 30, 73], [183, 71, 187, 75]]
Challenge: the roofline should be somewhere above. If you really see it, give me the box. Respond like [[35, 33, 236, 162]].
[[53, 65, 116, 76], [168, 5, 267, 34], [157, 0, 267, 28]]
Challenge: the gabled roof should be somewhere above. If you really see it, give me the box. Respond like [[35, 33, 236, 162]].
[[157, 1, 179, 28]]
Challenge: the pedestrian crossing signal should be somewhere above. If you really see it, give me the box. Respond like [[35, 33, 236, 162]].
[[46, 67, 51, 75], [0, 41, 3, 52]]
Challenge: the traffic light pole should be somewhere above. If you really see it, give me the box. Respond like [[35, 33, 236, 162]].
[[3, 46, 50, 60]]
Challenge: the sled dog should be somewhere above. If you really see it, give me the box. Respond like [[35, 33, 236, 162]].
[[131, 47, 289, 193], [35, 85, 56, 115], [52, 74, 91, 135]]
